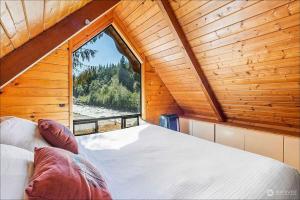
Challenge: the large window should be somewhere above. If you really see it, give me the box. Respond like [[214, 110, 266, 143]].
[[72, 25, 141, 135]]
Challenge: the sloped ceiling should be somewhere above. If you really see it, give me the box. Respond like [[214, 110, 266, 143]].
[[1, 0, 299, 134], [114, 0, 218, 121], [0, 0, 91, 58], [113, 0, 300, 133]]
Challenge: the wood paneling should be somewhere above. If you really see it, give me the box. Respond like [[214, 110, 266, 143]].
[[169, 0, 300, 134], [157, 0, 225, 121], [144, 61, 182, 124], [0, 43, 70, 127], [0, 0, 91, 58], [114, 0, 218, 122]]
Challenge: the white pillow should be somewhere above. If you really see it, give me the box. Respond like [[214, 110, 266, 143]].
[[0, 144, 34, 200], [0, 116, 50, 151]]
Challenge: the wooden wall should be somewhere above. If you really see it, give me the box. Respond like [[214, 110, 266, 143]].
[[144, 61, 182, 124], [0, 43, 71, 126]]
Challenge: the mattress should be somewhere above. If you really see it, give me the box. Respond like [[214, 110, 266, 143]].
[[76, 124, 300, 199]]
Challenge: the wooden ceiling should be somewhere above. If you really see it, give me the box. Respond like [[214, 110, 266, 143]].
[[114, 0, 218, 121], [1, 0, 299, 134], [0, 0, 91, 58], [113, 0, 300, 133]]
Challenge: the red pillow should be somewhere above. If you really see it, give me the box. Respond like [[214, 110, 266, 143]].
[[38, 119, 78, 154], [26, 147, 112, 200]]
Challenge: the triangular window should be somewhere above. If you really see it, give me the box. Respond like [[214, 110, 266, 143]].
[[72, 25, 141, 135]]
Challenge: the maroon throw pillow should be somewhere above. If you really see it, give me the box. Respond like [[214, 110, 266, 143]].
[[26, 147, 112, 200], [38, 119, 78, 154]]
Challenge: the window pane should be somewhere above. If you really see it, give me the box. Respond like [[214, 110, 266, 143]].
[[72, 25, 141, 135], [98, 119, 121, 133]]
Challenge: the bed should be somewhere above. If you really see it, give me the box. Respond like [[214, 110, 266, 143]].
[[77, 123, 300, 200], [1, 117, 299, 200]]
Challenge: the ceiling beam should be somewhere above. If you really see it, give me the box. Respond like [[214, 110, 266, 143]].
[[0, 0, 120, 88], [157, 0, 226, 122]]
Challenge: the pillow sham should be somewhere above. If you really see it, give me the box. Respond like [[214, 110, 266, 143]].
[[38, 119, 78, 154], [0, 117, 50, 151], [0, 144, 34, 200], [26, 147, 112, 200]]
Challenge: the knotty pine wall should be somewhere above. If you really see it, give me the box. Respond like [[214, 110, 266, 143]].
[[144, 61, 182, 124], [0, 43, 70, 126]]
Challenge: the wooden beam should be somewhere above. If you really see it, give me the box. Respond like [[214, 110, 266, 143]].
[[157, 0, 226, 122], [0, 0, 120, 88]]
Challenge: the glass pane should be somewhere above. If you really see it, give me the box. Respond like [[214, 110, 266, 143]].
[[125, 118, 138, 128], [98, 119, 121, 133], [74, 123, 96, 136], [72, 25, 141, 134]]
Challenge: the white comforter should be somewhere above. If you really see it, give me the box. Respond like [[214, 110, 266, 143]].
[[77, 124, 300, 199]]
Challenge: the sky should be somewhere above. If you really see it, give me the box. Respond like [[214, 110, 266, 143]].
[[76, 33, 124, 68]]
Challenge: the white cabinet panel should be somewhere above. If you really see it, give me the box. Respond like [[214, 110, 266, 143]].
[[191, 120, 214, 142], [215, 124, 245, 150], [284, 136, 300, 171], [245, 131, 283, 161], [179, 118, 190, 134]]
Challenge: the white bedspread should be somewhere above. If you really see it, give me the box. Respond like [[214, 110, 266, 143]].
[[77, 124, 300, 199]]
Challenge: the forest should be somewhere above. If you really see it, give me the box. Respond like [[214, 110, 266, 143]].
[[73, 56, 141, 112]]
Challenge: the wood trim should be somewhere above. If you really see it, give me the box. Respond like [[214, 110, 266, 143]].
[[112, 13, 147, 119], [157, 0, 226, 122], [112, 14, 145, 64], [141, 61, 147, 120], [68, 41, 73, 130], [70, 11, 114, 52], [0, 0, 120, 89]]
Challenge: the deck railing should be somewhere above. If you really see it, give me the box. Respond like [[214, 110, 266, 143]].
[[73, 114, 140, 136]]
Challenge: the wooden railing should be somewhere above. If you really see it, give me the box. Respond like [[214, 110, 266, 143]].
[[73, 114, 140, 136]]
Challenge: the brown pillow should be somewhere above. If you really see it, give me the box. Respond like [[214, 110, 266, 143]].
[[38, 119, 78, 154], [26, 147, 112, 200]]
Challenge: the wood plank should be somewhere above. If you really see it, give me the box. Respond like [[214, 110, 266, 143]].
[[193, 14, 300, 54], [7, 78, 68, 89], [5, 0, 30, 48], [190, 1, 300, 47], [22, 0, 44, 38], [0, 87, 68, 97], [0, 104, 68, 115], [180, 0, 232, 26], [44, 0, 61, 29], [186, 0, 291, 40], [157, 0, 225, 121], [183, 0, 259, 33], [173, 0, 209, 18], [0, 96, 68, 106], [0, 24, 14, 57], [0, 0, 120, 88]]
